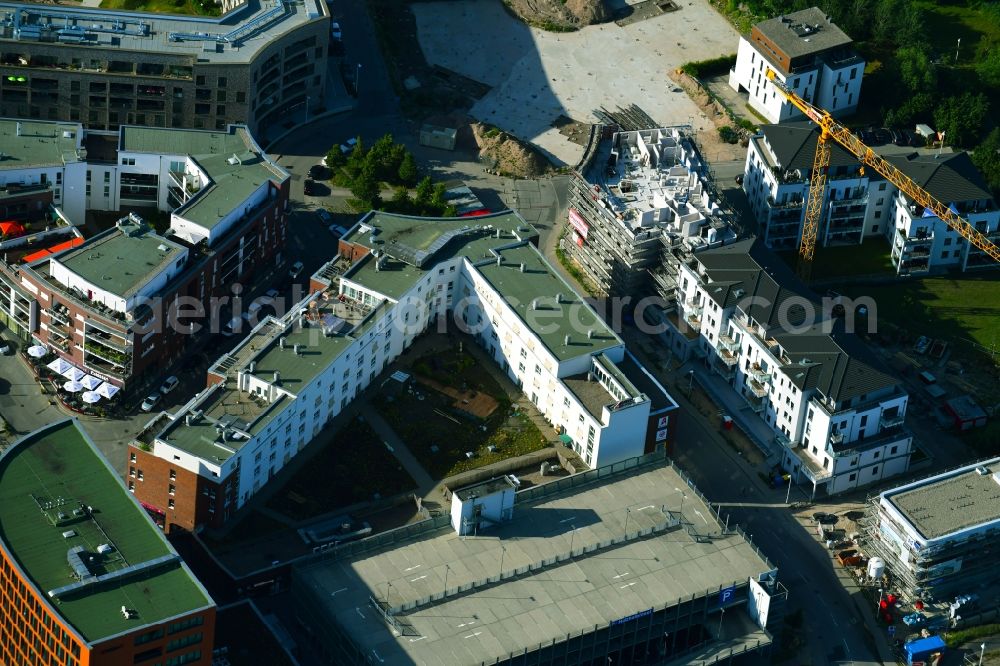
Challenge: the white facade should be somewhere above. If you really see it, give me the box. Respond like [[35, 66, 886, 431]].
[[661, 240, 911, 497], [890, 193, 1000, 275]]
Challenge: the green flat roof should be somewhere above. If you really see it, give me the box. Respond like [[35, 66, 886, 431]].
[[476, 244, 620, 361], [120, 125, 287, 231], [55, 219, 185, 299], [0, 119, 81, 169], [0, 420, 212, 644]]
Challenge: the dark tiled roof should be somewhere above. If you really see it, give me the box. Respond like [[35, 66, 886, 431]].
[[773, 322, 899, 402], [694, 238, 817, 328], [754, 7, 854, 60], [759, 123, 992, 204]]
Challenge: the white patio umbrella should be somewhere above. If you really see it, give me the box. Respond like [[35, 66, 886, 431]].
[[61, 366, 85, 382], [27, 345, 47, 358], [96, 382, 120, 399], [81, 391, 102, 404], [63, 380, 84, 393], [80, 375, 102, 390], [47, 357, 72, 375]]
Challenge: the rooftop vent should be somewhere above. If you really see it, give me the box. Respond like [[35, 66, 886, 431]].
[[273, 370, 280, 385], [62, 530, 76, 539], [564, 335, 571, 346], [519, 263, 525, 273], [587, 329, 594, 339], [226, 153, 242, 166], [157, 244, 168, 252], [294, 343, 302, 355], [975, 466, 990, 476]]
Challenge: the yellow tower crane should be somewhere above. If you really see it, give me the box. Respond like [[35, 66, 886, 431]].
[[764, 68, 1000, 280]]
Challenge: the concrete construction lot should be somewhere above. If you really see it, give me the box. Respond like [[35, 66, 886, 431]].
[[412, 0, 740, 165]]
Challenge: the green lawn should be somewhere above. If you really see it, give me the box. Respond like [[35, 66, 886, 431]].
[[911, 1, 1000, 57], [100, 0, 221, 16], [265, 417, 417, 521], [384, 350, 549, 478], [841, 274, 1000, 351], [778, 239, 895, 280]]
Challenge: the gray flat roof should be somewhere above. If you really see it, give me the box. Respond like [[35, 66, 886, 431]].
[[454, 476, 517, 501], [885, 458, 1000, 540], [753, 7, 853, 60], [297, 462, 772, 665], [0, 119, 82, 169], [120, 125, 287, 232], [54, 219, 186, 299], [0, 0, 326, 63]]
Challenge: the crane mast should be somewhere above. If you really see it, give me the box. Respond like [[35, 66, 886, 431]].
[[763, 69, 1000, 278]]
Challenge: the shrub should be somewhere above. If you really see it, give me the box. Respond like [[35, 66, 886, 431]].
[[681, 54, 737, 79]]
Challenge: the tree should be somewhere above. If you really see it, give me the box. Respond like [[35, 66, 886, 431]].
[[398, 152, 418, 187], [325, 146, 346, 171], [346, 136, 367, 177], [972, 128, 1000, 198], [976, 48, 1000, 88], [367, 133, 396, 182], [390, 186, 413, 214], [896, 45, 936, 93], [934, 93, 990, 148], [431, 182, 448, 213], [350, 162, 381, 210], [884, 92, 933, 128], [414, 176, 434, 212]]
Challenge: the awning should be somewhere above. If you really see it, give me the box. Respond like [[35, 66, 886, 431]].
[[558, 434, 573, 445]]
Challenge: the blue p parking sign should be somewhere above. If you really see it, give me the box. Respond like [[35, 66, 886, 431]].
[[719, 586, 736, 605]]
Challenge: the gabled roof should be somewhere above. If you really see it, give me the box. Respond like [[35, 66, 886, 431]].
[[759, 123, 993, 204], [773, 322, 898, 402]]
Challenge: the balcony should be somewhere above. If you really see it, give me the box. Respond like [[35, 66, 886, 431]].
[[718, 334, 739, 353], [897, 229, 933, 246], [775, 432, 792, 448], [718, 348, 739, 366], [767, 196, 804, 210], [748, 378, 769, 398], [684, 312, 702, 332], [746, 392, 766, 413], [44, 307, 70, 327], [685, 298, 703, 316], [749, 363, 770, 383], [879, 412, 904, 430], [712, 358, 736, 380]]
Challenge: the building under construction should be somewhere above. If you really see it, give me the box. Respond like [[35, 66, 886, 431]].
[[564, 126, 735, 298], [861, 457, 1000, 605]]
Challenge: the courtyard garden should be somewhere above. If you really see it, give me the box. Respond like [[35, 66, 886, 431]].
[[265, 417, 417, 522], [384, 349, 550, 478]]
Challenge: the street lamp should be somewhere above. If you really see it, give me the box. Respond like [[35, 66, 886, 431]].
[[686, 369, 695, 395], [624, 507, 631, 535], [785, 473, 793, 505], [499, 545, 506, 577], [304, 95, 309, 123], [717, 607, 726, 638], [569, 524, 577, 555], [876, 588, 884, 615], [356, 63, 362, 95], [979, 643, 986, 666]]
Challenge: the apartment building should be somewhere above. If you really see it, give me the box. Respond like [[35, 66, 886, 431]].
[[862, 458, 1000, 604], [662, 239, 911, 497], [743, 122, 1000, 274], [0, 122, 289, 394], [128, 211, 678, 533], [0, 0, 329, 136], [565, 126, 734, 297], [0, 419, 215, 666], [729, 7, 864, 123]]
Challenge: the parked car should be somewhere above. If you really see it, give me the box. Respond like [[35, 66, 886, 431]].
[[914, 335, 931, 354], [330, 21, 342, 41], [888, 129, 903, 146], [0, 341, 10, 355], [813, 512, 839, 525], [309, 164, 326, 179], [289, 261, 305, 279], [857, 128, 876, 145], [873, 128, 893, 145], [329, 224, 349, 238], [159, 376, 179, 394], [316, 209, 333, 225], [339, 137, 358, 154], [140, 392, 161, 412], [221, 316, 242, 337], [264, 288, 281, 302], [303, 178, 317, 196], [902, 612, 926, 626], [837, 549, 864, 566]]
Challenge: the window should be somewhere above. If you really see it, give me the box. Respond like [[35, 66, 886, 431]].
[[169, 469, 176, 480], [941, 251, 949, 259], [130, 452, 136, 463], [850, 67, 858, 80], [168, 484, 176, 495], [872, 466, 879, 475], [121, 157, 135, 166], [848, 473, 856, 481], [196, 75, 206, 85], [168, 499, 175, 509]]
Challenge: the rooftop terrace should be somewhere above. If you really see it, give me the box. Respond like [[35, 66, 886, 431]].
[[0, 420, 212, 644], [297, 459, 772, 665], [885, 458, 1000, 541]]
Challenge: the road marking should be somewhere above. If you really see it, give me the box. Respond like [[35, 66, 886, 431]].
[[637, 505, 655, 511], [559, 517, 575, 523], [371, 649, 384, 663], [693, 509, 708, 524], [356, 607, 365, 619], [612, 572, 629, 579], [409, 637, 426, 643], [457, 621, 476, 628], [330, 587, 347, 596], [620, 582, 637, 589], [403, 565, 422, 572], [410, 575, 427, 582], [464, 632, 482, 639]]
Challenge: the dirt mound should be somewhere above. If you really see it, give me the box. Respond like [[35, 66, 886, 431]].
[[471, 122, 552, 178], [505, 0, 607, 30]]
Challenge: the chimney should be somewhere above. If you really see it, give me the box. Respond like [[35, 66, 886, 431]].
[[273, 370, 280, 385], [587, 372, 594, 382], [294, 343, 301, 355], [496, 255, 502, 266], [279, 337, 286, 349], [248, 361, 256, 373], [16, 122, 21, 137], [185, 414, 192, 426], [564, 335, 571, 346], [587, 329, 594, 339], [556, 292, 563, 304], [495, 228, 501, 238], [519, 263, 525, 273], [531, 298, 539, 310]]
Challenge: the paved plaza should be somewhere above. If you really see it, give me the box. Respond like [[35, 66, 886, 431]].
[[412, 0, 740, 165]]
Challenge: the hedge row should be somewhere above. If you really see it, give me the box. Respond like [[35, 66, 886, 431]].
[[681, 54, 737, 79]]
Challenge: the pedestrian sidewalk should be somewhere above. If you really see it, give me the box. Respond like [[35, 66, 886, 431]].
[[683, 359, 782, 463], [358, 403, 435, 491]]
